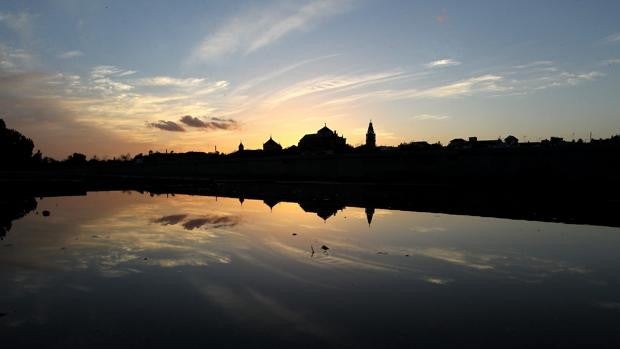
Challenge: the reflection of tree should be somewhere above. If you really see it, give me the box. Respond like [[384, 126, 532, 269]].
[[298, 199, 346, 221], [0, 196, 37, 240]]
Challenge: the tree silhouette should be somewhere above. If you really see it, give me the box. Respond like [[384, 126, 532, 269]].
[[0, 118, 35, 167], [65, 152, 87, 165]]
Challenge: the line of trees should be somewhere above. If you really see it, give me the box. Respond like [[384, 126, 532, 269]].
[[0, 118, 41, 168]]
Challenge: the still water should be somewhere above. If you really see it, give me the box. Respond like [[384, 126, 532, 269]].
[[1, 191, 620, 347]]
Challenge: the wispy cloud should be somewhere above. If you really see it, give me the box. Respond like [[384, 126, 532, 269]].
[[135, 76, 207, 87], [323, 65, 605, 107], [425, 58, 460, 68], [234, 54, 340, 92], [605, 32, 620, 43], [513, 60, 554, 69], [416, 74, 505, 97], [191, 0, 354, 62], [0, 43, 33, 72], [147, 120, 186, 132], [264, 70, 405, 106], [0, 11, 35, 37], [91, 65, 137, 79], [133, 76, 229, 96], [531, 71, 604, 90], [602, 58, 620, 66], [413, 114, 449, 120], [58, 50, 84, 59]]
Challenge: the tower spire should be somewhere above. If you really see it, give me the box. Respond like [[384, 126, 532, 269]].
[[366, 120, 376, 148]]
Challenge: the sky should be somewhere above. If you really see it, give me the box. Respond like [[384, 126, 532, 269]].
[[0, 0, 619, 158]]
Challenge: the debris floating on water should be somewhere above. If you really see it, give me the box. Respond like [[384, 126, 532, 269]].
[[292, 233, 297, 236], [321, 245, 329, 251], [42, 210, 50, 217]]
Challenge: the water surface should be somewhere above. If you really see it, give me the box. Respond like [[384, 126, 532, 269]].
[[1, 191, 620, 347]]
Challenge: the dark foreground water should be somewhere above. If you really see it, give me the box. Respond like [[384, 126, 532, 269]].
[[1, 191, 620, 348]]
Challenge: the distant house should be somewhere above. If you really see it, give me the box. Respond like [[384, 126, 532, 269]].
[[263, 137, 282, 152], [298, 124, 347, 153], [473, 139, 504, 149], [449, 137, 503, 149], [398, 141, 433, 151], [448, 138, 468, 149], [550, 136, 564, 144], [504, 135, 519, 146]]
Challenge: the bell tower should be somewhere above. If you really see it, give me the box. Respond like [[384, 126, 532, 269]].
[[366, 120, 376, 148]]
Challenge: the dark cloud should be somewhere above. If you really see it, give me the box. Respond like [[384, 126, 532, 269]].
[[147, 120, 185, 132], [151, 213, 240, 230], [179, 115, 239, 130], [152, 214, 188, 225], [182, 215, 240, 230]]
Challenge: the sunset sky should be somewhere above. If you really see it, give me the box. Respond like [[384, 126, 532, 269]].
[[1, 0, 619, 158]]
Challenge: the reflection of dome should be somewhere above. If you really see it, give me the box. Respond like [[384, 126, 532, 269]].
[[298, 124, 347, 153], [263, 137, 282, 152], [298, 199, 346, 221], [263, 198, 280, 210]]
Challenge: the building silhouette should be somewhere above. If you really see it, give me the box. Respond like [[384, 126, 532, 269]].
[[366, 121, 376, 148], [298, 124, 347, 153], [238, 141, 244, 152], [263, 137, 282, 152]]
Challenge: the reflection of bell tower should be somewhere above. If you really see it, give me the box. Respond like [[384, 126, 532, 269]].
[[366, 120, 376, 148], [365, 207, 375, 225]]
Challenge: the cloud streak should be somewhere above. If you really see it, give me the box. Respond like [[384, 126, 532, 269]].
[[413, 114, 449, 121], [606, 32, 620, 43], [264, 70, 405, 106], [191, 0, 353, 61], [0, 11, 35, 38], [58, 50, 84, 59], [425, 59, 460, 68]]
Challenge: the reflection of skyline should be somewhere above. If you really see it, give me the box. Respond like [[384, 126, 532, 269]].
[[3, 191, 618, 281], [3, 191, 620, 348]]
